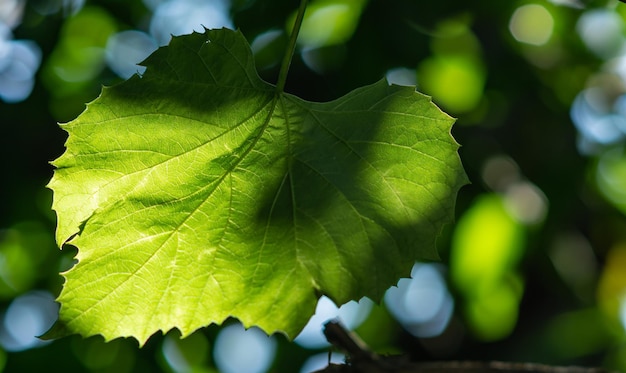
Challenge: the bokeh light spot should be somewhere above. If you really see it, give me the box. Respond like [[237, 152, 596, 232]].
[[384, 263, 454, 338], [0, 0, 24, 28], [300, 352, 345, 373], [251, 29, 286, 70], [0, 230, 36, 296], [571, 89, 626, 152], [481, 155, 521, 192], [213, 323, 276, 373], [418, 55, 485, 113], [465, 277, 523, 341], [294, 296, 373, 349], [509, 4, 554, 46], [577, 9, 624, 59], [161, 331, 209, 373], [149, 0, 233, 46], [106, 30, 157, 79], [42, 6, 117, 89], [300, 44, 346, 74], [549, 0, 583, 8], [0, 222, 55, 299], [0, 290, 58, 352], [31, 0, 85, 16], [0, 39, 41, 103], [386, 67, 417, 87], [451, 194, 526, 341], [597, 245, 626, 325], [549, 232, 597, 301], [291, 0, 366, 48], [503, 181, 548, 225], [451, 194, 525, 294], [596, 147, 626, 213], [0, 24, 11, 67]]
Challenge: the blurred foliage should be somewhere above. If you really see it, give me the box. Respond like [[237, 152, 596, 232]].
[[450, 194, 526, 341], [41, 6, 117, 120], [2, 0, 626, 371]]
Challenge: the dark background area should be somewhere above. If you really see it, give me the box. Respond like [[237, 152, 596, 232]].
[[1, 0, 626, 372]]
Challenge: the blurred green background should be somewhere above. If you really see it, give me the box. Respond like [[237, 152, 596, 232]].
[[2, 0, 626, 371]]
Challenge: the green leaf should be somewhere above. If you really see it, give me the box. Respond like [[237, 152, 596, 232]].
[[48, 28, 467, 345]]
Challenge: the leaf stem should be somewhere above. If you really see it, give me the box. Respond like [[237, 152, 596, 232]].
[[276, 0, 308, 94]]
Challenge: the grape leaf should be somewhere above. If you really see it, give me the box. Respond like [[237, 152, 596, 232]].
[[48, 28, 468, 345]]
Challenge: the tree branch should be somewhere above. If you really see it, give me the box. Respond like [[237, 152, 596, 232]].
[[316, 320, 615, 373]]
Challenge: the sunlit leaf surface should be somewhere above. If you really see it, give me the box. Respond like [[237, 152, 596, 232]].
[[48, 28, 467, 345]]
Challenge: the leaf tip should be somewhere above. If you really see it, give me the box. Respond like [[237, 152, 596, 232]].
[[38, 319, 70, 341]]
